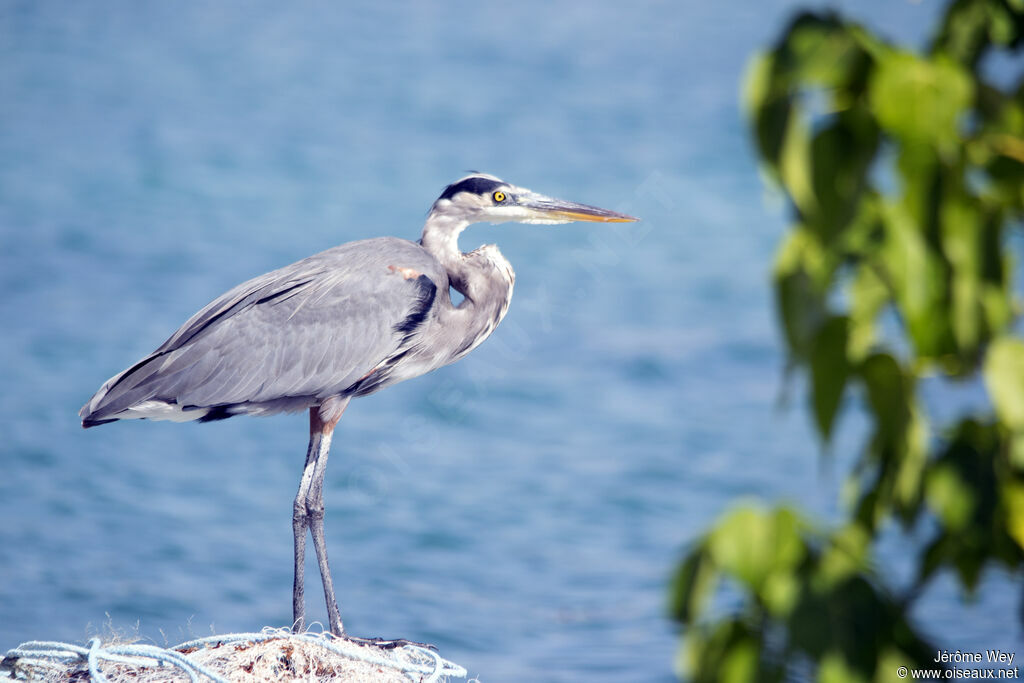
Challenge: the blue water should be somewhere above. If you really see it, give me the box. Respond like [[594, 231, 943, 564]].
[[1, 2, 1019, 680]]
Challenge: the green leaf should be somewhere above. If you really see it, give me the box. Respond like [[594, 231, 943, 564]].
[[708, 506, 805, 592], [925, 463, 976, 531], [869, 51, 973, 147], [763, 570, 801, 617], [810, 316, 851, 440], [940, 189, 984, 355], [681, 621, 764, 683], [859, 353, 910, 444], [932, 0, 995, 65], [987, 2, 1020, 45], [774, 229, 829, 359], [718, 636, 759, 683], [981, 275, 1013, 339], [1011, 433, 1024, 470], [815, 524, 870, 590], [917, 420, 1011, 592], [879, 200, 954, 359], [895, 405, 929, 511], [782, 13, 869, 92], [819, 651, 868, 683], [807, 108, 880, 242], [780, 107, 817, 218], [1003, 482, 1024, 553], [742, 52, 774, 119], [752, 91, 794, 171], [894, 140, 940, 232], [847, 264, 888, 361], [984, 336, 1024, 430], [669, 548, 717, 624]]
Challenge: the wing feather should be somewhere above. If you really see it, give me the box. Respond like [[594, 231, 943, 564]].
[[81, 237, 447, 423]]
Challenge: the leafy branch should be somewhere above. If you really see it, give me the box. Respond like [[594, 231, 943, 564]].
[[672, 1, 1024, 679]]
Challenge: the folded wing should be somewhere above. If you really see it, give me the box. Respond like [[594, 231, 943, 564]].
[[81, 237, 445, 425]]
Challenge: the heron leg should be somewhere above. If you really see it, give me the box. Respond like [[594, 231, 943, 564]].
[[292, 426, 318, 632], [292, 397, 348, 636]]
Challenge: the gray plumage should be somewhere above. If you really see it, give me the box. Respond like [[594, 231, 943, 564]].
[[79, 172, 636, 639], [83, 238, 463, 424]]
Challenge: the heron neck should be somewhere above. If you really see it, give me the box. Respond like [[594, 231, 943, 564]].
[[420, 212, 470, 278], [420, 210, 514, 309], [418, 211, 514, 367]]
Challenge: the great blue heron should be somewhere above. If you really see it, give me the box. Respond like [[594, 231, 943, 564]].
[[80, 173, 637, 640]]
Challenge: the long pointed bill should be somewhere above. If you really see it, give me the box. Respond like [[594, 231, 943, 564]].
[[518, 193, 639, 224]]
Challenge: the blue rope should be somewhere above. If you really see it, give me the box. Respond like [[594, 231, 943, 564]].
[[2, 629, 467, 682]]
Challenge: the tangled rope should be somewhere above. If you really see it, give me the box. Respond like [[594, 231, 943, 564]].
[[1, 628, 468, 682]]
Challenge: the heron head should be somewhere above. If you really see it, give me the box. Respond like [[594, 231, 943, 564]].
[[429, 173, 638, 226]]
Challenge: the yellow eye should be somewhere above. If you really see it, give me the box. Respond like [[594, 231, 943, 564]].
[[493, 191, 506, 203]]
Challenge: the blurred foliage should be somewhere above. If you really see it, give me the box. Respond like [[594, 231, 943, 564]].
[[671, 506, 936, 681], [672, 1, 1024, 679]]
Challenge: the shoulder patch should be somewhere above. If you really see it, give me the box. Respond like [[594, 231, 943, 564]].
[[394, 274, 437, 335]]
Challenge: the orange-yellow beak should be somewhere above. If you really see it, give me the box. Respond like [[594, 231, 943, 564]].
[[517, 193, 639, 224]]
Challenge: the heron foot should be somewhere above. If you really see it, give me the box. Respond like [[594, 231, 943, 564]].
[[340, 634, 437, 651]]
